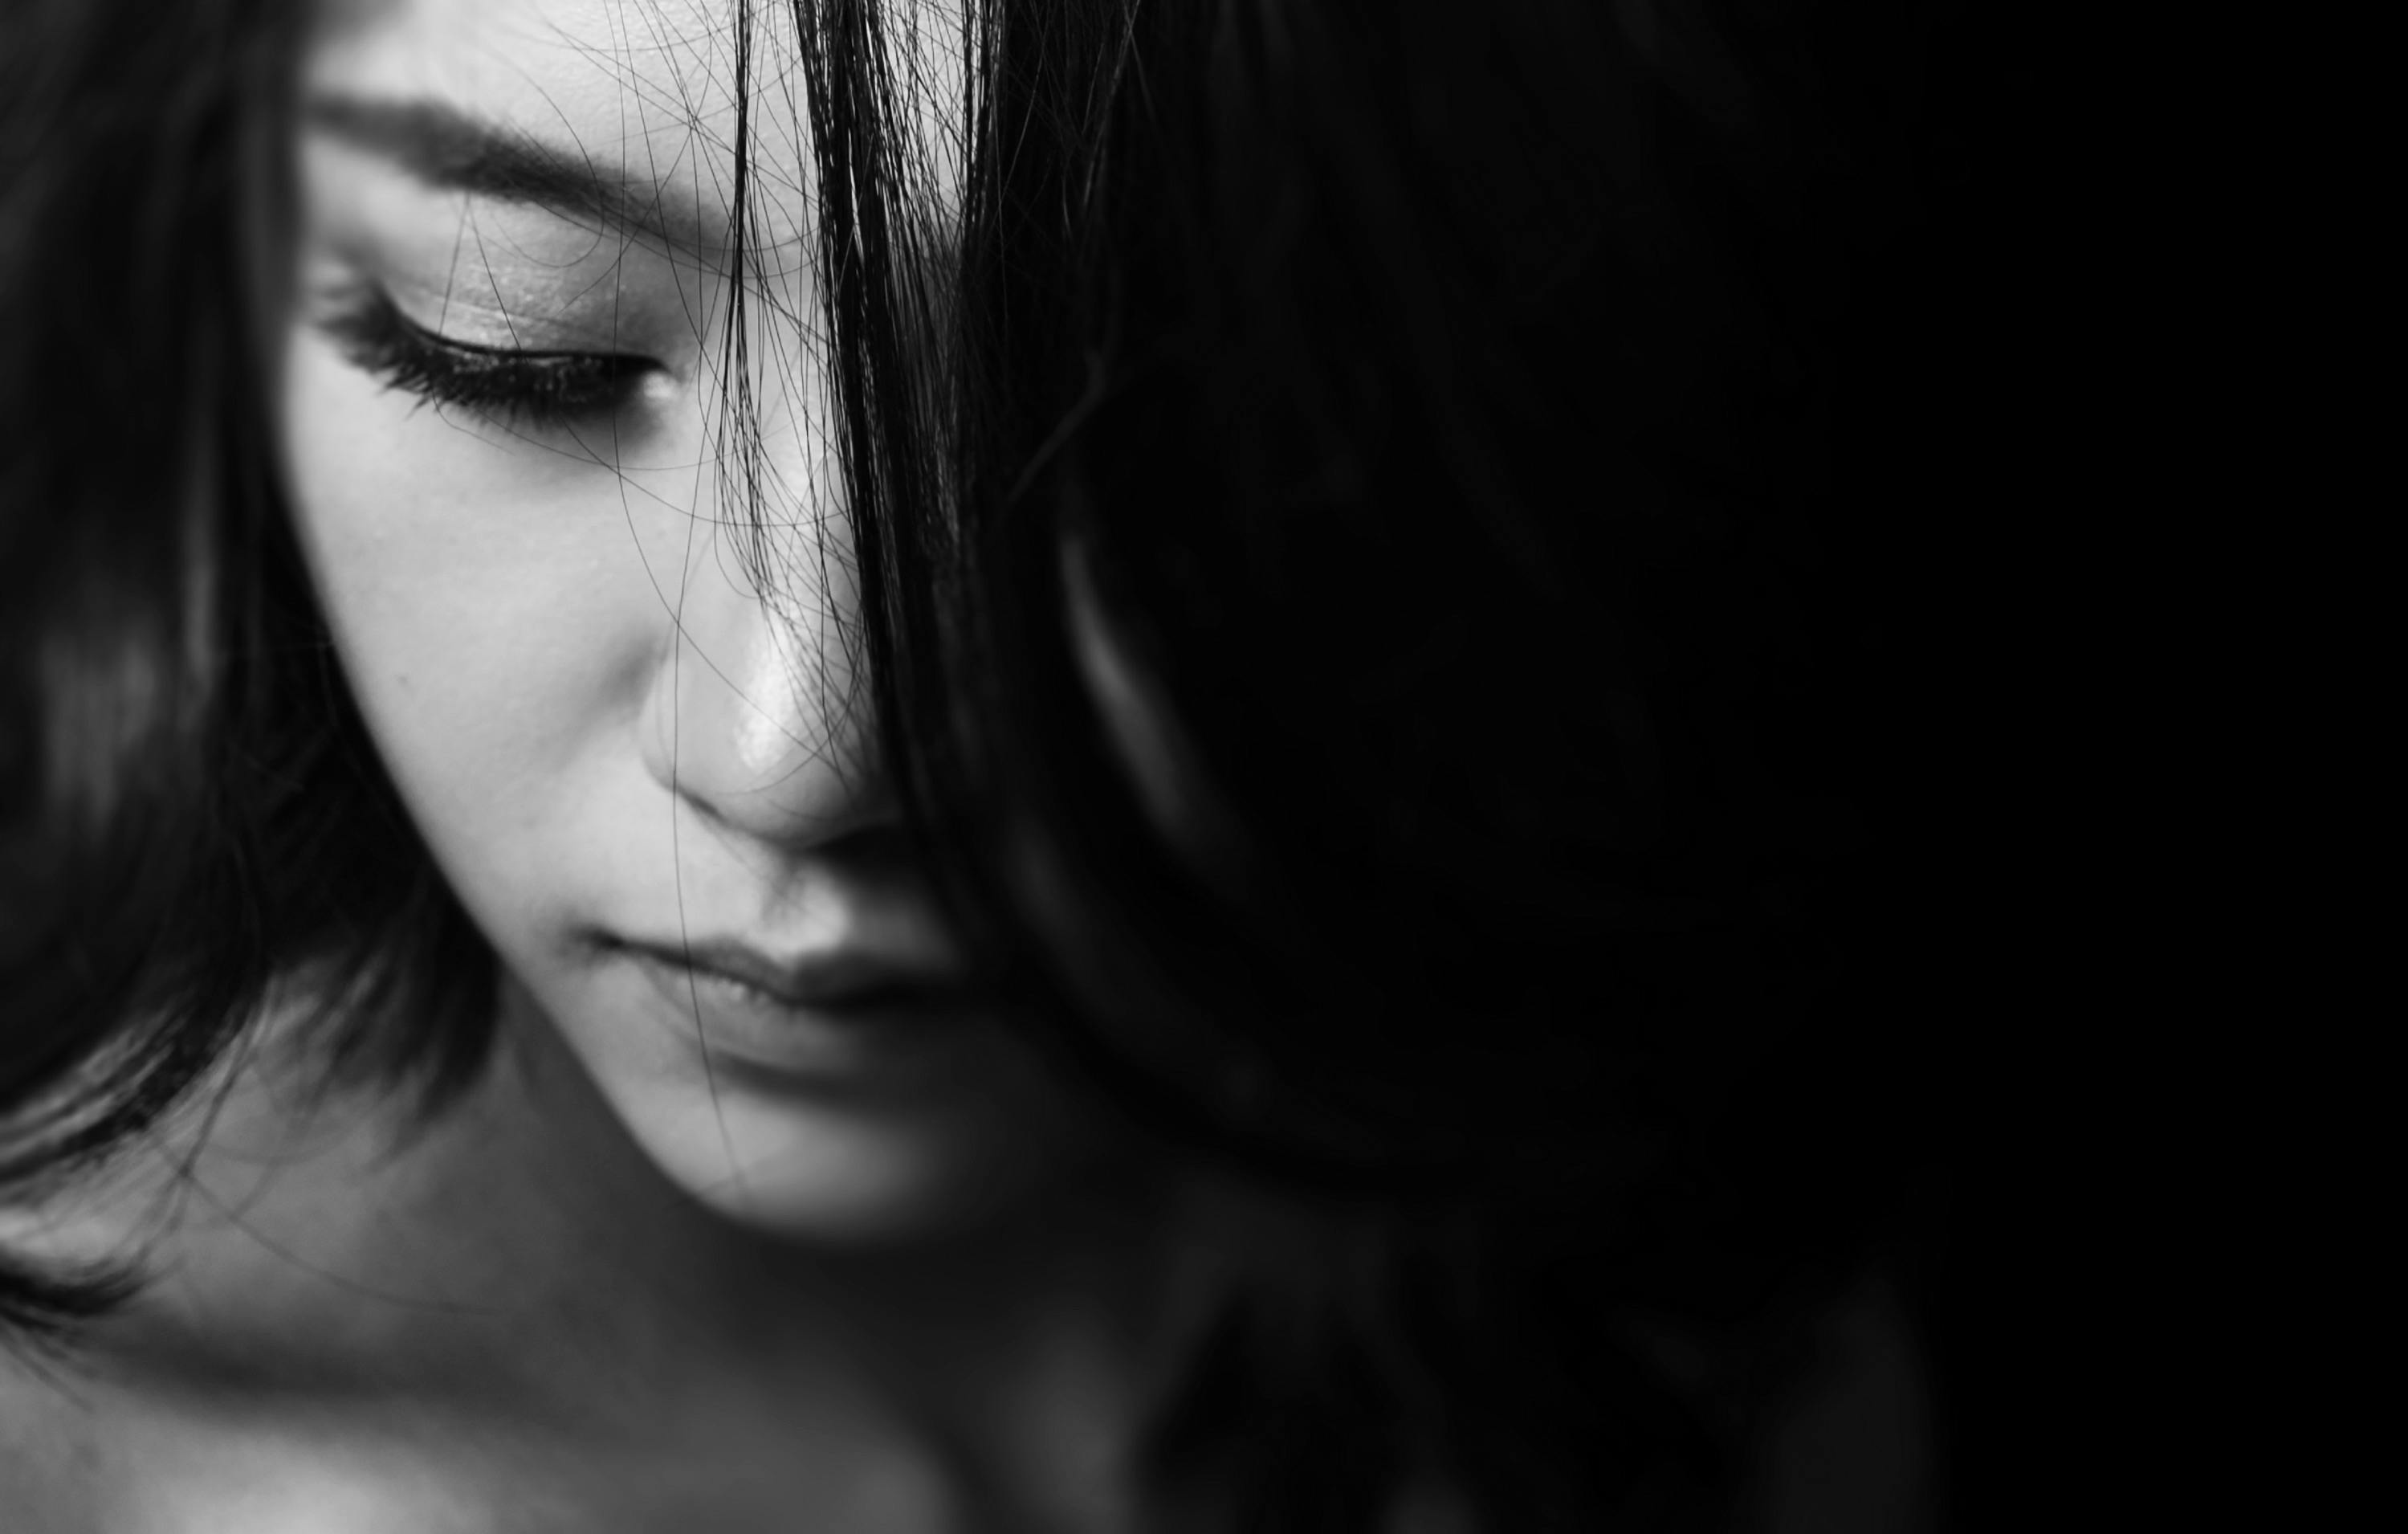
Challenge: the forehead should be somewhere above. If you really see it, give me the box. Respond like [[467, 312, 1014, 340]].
[[303, 0, 816, 248]]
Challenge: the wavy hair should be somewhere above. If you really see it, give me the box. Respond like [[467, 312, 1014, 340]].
[[3, 0, 1946, 1524], [788, 0, 1937, 1522], [0, 0, 493, 1336]]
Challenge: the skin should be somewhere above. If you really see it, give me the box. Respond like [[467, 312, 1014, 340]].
[[0, 2, 1205, 1530], [1, 3, 1934, 1528], [286, 0, 1090, 1246]]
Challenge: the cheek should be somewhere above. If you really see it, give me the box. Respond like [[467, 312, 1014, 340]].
[[276, 321, 1097, 1245], [277, 328, 651, 847]]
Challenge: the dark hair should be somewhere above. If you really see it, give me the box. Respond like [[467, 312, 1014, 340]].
[[0, 0, 492, 1332], [805, 0, 1950, 1521], [4, 0, 1950, 1524]]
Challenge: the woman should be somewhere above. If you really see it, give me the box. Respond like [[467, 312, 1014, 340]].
[[2, 0, 1946, 1528]]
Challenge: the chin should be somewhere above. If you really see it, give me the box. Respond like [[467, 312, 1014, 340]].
[[510, 965, 1109, 1246], [611, 1072, 1070, 1246]]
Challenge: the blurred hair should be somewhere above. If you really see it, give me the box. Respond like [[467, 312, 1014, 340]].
[[795, 0, 1939, 1522], [0, 0, 492, 1336], [2, 0, 1948, 1522]]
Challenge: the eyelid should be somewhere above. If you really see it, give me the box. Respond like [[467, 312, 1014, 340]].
[[383, 298, 634, 364], [320, 284, 661, 427]]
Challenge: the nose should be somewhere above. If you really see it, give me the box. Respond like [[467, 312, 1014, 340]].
[[636, 526, 890, 850]]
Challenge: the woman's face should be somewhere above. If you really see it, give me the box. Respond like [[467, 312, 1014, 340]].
[[283, 0, 1091, 1241]]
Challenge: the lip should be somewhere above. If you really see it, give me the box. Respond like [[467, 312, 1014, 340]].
[[617, 936, 931, 1010], [609, 935, 972, 1079]]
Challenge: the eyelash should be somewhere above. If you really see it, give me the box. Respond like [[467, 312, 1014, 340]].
[[322, 288, 658, 427]]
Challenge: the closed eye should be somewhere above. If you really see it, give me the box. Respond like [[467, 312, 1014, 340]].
[[320, 287, 661, 428]]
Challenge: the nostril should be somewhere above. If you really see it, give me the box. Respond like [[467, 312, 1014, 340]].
[[808, 820, 917, 877]]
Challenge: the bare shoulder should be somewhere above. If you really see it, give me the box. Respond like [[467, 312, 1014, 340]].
[[0, 1151, 181, 1532], [0, 1352, 507, 1534], [0, 1341, 122, 1534], [0, 1042, 512, 1533]]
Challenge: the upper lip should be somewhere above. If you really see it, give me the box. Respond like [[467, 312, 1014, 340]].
[[612, 936, 952, 1009]]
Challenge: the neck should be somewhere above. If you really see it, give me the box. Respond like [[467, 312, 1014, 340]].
[[22, 988, 1232, 1533], [500, 982, 1228, 1531]]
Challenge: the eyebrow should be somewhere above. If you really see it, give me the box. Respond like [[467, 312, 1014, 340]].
[[303, 95, 723, 255]]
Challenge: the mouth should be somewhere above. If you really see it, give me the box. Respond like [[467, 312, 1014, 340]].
[[620, 936, 938, 1008], [603, 934, 976, 1080]]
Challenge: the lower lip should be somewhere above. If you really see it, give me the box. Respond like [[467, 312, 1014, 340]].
[[619, 947, 968, 1083]]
